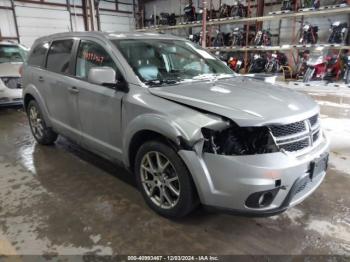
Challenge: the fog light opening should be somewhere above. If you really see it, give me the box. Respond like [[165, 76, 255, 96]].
[[258, 192, 273, 207], [275, 179, 281, 187], [246, 188, 279, 208]]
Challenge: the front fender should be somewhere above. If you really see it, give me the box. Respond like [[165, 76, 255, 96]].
[[23, 84, 52, 127], [122, 113, 203, 167]]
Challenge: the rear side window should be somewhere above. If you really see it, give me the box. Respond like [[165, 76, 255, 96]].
[[27, 42, 49, 67], [46, 39, 74, 74]]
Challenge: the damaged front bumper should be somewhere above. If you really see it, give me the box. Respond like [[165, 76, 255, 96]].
[[178, 133, 330, 216]]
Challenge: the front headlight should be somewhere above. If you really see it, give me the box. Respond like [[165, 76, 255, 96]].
[[202, 125, 279, 155]]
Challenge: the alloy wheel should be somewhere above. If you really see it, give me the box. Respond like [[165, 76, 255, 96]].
[[29, 105, 44, 140], [140, 151, 180, 209]]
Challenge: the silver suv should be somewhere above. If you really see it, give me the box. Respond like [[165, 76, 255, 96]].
[[23, 32, 329, 218]]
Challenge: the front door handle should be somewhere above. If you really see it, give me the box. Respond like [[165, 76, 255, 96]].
[[68, 86, 79, 94], [38, 76, 44, 82]]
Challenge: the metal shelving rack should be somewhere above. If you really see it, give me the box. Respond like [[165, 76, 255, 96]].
[[137, 5, 350, 32], [137, 1, 350, 73], [207, 44, 350, 52]]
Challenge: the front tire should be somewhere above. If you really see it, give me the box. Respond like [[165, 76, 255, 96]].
[[27, 100, 58, 145], [135, 140, 198, 218]]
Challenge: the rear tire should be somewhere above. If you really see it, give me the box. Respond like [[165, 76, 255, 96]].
[[230, 7, 238, 17], [135, 140, 198, 218], [27, 100, 58, 145], [265, 62, 274, 73], [303, 67, 314, 83], [345, 69, 350, 85]]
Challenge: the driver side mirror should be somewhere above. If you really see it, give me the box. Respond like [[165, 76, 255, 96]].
[[88, 67, 128, 92]]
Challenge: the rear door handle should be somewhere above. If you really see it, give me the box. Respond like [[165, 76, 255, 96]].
[[68, 86, 79, 94], [38, 76, 44, 82]]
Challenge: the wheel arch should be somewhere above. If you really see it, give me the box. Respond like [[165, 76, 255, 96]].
[[23, 86, 52, 127], [23, 93, 35, 110], [123, 113, 201, 170], [127, 129, 180, 173], [128, 129, 201, 210]]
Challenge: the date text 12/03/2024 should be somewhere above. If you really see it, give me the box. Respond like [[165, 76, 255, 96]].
[[127, 256, 219, 261]]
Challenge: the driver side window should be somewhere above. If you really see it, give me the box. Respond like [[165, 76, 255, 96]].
[[76, 40, 120, 81]]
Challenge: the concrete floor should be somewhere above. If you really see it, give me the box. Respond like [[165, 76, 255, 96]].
[[0, 90, 349, 256]]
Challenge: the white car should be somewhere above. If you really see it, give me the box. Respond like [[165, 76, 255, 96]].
[[0, 41, 28, 107]]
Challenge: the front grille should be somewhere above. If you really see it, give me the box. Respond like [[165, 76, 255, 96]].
[[269, 114, 321, 153], [279, 138, 310, 152], [270, 121, 306, 137], [313, 131, 320, 142], [309, 114, 319, 127], [1, 77, 22, 89]]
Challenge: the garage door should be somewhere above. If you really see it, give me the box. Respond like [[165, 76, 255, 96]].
[[15, 3, 71, 47]]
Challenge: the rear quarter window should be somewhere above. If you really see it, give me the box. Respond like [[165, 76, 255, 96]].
[[27, 42, 49, 67]]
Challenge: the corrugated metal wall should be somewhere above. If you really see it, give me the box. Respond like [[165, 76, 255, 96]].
[[0, 0, 136, 47], [99, 0, 134, 32]]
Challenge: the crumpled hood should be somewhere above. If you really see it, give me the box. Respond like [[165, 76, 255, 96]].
[[0, 62, 22, 77], [149, 77, 319, 126]]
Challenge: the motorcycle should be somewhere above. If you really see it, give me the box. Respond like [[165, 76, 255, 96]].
[[230, 0, 247, 18], [228, 56, 244, 73], [216, 51, 228, 63], [299, 23, 318, 44], [230, 28, 246, 46], [295, 50, 310, 78], [302, 0, 320, 9], [159, 13, 176, 26], [265, 52, 288, 73], [212, 31, 229, 47], [146, 14, 159, 27], [343, 53, 350, 84], [303, 51, 327, 82], [281, 0, 294, 11], [254, 30, 272, 46], [249, 54, 267, 73], [194, 31, 212, 46], [337, 0, 348, 6], [184, 1, 196, 23], [196, 8, 212, 21], [218, 4, 231, 18], [323, 54, 342, 82], [328, 20, 348, 44], [189, 33, 200, 44]]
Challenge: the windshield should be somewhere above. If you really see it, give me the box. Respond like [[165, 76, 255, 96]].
[[0, 45, 28, 64], [112, 39, 233, 86]]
